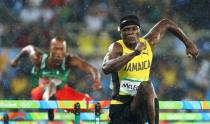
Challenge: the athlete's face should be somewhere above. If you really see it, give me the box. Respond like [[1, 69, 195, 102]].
[[49, 39, 67, 65], [121, 25, 140, 44]]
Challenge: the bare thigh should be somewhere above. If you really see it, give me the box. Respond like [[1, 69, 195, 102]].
[[130, 81, 157, 118]]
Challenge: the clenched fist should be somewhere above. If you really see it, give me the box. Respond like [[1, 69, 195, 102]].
[[134, 42, 146, 55]]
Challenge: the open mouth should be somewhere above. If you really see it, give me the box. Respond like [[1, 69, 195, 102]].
[[125, 33, 137, 38], [125, 36, 136, 41], [54, 58, 62, 64]]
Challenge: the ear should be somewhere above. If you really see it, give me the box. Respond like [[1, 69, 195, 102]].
[[117, 26, 120, 32], [120, 32, 123, 38], [137, 26, 140, 33]]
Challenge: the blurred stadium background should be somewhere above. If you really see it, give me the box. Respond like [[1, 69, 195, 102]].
[[0, 0, 210, 105]]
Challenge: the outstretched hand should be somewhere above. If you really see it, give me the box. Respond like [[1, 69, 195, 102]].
[[11, 59, 18, 68], [186, 43, 199, 60]]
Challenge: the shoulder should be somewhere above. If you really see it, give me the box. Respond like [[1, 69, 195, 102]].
[[108, 41, 123, 53], [104, 41, 123, 59]]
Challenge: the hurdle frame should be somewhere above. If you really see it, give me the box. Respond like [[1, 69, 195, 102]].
[[0, 100, 210, 124]]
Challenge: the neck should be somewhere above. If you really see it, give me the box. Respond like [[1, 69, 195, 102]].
[[47, 57, 60, 69], [124, 41, 137, 50]]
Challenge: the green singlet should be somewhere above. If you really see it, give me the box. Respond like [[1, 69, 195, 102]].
[[31, 53, 70, 88]]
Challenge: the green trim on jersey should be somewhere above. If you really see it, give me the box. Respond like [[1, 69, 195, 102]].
[[31, 53, 70, 88]]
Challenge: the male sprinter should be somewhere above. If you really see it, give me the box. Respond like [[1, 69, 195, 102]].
[[102, 15, 198, 124], [11, 37, 102, 120]]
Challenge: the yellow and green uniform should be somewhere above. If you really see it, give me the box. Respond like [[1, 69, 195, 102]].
[[111, 38, 153, 104]]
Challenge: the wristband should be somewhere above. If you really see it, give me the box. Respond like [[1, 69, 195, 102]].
[[134, 50, 140, 55]]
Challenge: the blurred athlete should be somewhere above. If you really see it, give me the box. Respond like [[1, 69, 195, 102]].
[[11, 37, 102, 120]]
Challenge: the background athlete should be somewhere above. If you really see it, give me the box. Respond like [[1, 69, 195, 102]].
[[102, 15, 198, 124], [11, 37, 102, 120]]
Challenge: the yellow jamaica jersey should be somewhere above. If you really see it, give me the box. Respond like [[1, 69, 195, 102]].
[[117, 38, 153, 96]]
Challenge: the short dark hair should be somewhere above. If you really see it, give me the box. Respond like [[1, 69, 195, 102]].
[[119, 15, 140, 31], [54, 36, 65, 42], [50, 37, 66, 47]]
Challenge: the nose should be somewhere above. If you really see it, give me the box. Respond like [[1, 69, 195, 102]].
[[126, 28, 135, 35], [55, 50, 63, 56], [55, 54, 62, 59], [54, 51, 62, 59]]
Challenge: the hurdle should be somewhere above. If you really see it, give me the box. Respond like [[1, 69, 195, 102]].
[[0, 100, 88, 124], [1, 100, 210, 109], [0, 100, 210, 124]]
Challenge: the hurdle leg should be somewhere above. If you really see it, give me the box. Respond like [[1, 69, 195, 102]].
[[48, 95, 56, 121], [3, 113, 9, 124], [74, 102, 80, 124], [155, 98, 159, 124], [95, 102, 101, 124], [48, 109, 54, 121]]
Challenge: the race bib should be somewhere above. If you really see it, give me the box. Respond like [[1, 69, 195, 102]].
[[120, 79, 142, 95], [39, 78, 62, 86], [39, 78, 49, 85], [50, 78, 62, 86]]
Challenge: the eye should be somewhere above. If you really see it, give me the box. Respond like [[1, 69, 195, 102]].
[[132, 27, 138, 31], [122, 28, 129, 32]]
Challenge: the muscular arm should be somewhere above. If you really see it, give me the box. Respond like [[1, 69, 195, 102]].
[[11, 45, 42, 68], [102, 42, 138, 74], [68, 55, 101, 89], [144, 18, 198, 59]]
